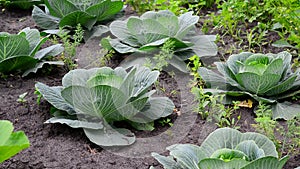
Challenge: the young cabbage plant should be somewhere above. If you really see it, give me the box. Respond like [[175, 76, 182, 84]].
[[152, 127, 289, 169], [35, 66, 175, 146], [0, 27, 64, 77], [101, 10, 218, 72], [0, 120, 30, 163], [32, 0, 123, 31], [198, 51, 300, 120]]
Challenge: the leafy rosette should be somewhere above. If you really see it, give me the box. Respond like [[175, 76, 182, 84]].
[[198, 51, 300, 120], [35, 66, 175, 146], [32, 0, 123, 30], [0, 27, 64, 76], [151, 128, 289, 169], [102, 10, 217, 72]]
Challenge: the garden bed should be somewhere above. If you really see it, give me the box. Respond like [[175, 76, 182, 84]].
[[0, 4, 299, 169]]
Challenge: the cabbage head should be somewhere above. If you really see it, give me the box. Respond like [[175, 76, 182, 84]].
[[198, 51, 300, 120], [152, 128, 289, 169], [32, 0, 123, 30], [35, 66, 175, 146], [102, 10, 217, 72]]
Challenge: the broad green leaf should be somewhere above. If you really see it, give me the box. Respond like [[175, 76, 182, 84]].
[[141, 10, 175, 20], [45, 117, 103, 129], [235, 72, 281, 95], [83, 127, 135, 146], [265, 75, 297, 96], [107, 39, 137, 53], [35, 82, 75, 114], [272, 102, 300, 120], [152, 153, 184, 169], [132, 97, 174, 123], [157, 16, 179, 37], [0, 120, 13, 145], [61, 85, 127, 122], [59, 11, 97, 30], [189, 35, 218, 58], [86, 0, 123, 22], [241, 156, 289, 169], [22, 60, 64, 77], [20, 28, 40, 53], [167, 144, 206, 169], [0, 120, 30, 163], [0, 35, 29, 60], [0, 56, 38, 73], [132, 67, 159, 97], [62, 68, 99, 87], [176, 12, 199, 39], [128, 18, 169, 38], [227, 52, 253, 74], [34, 44, 64, 60], [45, 0, 79, 18], [272, 39, 295, 48], [32, 5, 60, 30], [198, 67, 229, 90]]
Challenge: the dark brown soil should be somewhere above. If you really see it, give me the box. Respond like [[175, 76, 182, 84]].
[[0, 5, 299, 169]]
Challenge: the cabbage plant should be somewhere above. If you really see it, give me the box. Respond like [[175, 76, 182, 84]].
[[0, 27, 64, 76], [32, 0, 123, 30], [102, 10, 217, 72], [152, 128, 289, 169], [35, 66, 174, 146], [0, 120, 30, 163], [198, 51, 300, 120]]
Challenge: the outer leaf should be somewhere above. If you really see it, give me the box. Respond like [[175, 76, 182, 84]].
[[45, 0, 79, 18], [61, 85, 127, 122], [167, 144, 206, 169], [19, 28, 40, 53], [59, 11, 97, 30], [45, 117, 103, 129], [198, 67, 229, 90], [235, 140, 265, 161], [62, 68, 99, 87], [264, 75, 297, 96], [35, 82, 75, 114], [0, 56, 38, 73], [0, 35, 29, 60], [32, 5, 60, 30], [22, 60, 64, 77], [272, 102, 300, 120], [83, 127, 135, 146], [151, 153, 184, 169], [241, 156, 289, 169], [176, 12, 199, 39], [34, 44, 64, 60], [85, 0, 123, 22]]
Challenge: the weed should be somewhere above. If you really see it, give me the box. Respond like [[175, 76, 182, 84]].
[[158, 118, 173, 127], [17, 92, 28, 104], [34, 88, 42, 105], [51, 24, 84, 70]]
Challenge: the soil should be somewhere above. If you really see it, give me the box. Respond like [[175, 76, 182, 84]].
[[0, 5, 299, 169]]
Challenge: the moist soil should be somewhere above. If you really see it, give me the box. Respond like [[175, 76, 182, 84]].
[[0, 6, 299, 169]]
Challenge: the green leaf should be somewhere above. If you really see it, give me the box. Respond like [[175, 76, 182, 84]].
[[45, 117, 103, 129], [241, 156, 288, 169], [235, 72, 281, 95], [0, 120, 30, 163], [83, 127, 135, 146], [35, 82, 75, 114], [34, 44, 64, 60], [272, 39, 295, 48], [265, 75, 296, 96], [45, 0, 79, 18], [62, 68, 99, 87], [0, 56, 38, 73], [61, 85, 127, 122], [0, 34, 29, 60], [86, 0, 123, 22], [151, 152, 183, 169], [272, 102, 300, 120], [235, 140, 265, 161], [22, 60, 64, 77], [32, 5, 60, 30], [59, 11, 97, 30], [19, 27, 40, 53]]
